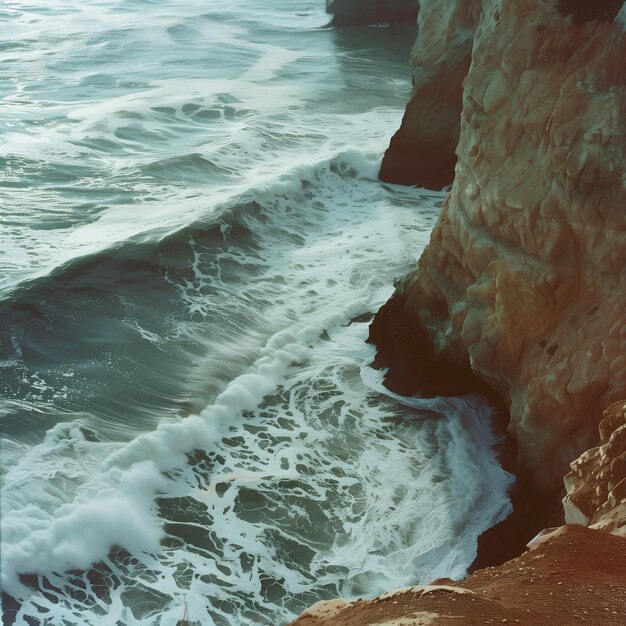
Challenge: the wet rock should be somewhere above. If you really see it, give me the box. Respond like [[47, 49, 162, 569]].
[[379, 0, 482, 187], [326, 0, 419, 27]]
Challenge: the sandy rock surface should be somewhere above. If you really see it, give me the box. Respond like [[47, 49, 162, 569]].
[[288, 525, 626, 625]]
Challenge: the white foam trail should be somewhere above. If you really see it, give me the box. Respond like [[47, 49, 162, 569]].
[[2, 343, 512, 625]]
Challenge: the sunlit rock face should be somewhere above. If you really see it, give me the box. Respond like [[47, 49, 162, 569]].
[[325, 0, 419, 26], [564, 401, 626, 535], [373, 0, 626, 503], [379, 0, 482, 188]]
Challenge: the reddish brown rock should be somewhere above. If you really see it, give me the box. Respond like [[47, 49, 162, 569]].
[[372, 0, 626, 533], [378, 0, 482, 187], [288, 525, 626, 625]]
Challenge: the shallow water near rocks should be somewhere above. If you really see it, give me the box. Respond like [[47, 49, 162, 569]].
[[1, 1, 512, 624]]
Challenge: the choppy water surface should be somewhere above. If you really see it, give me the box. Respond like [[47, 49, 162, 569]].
[[0, 2, 512, 624]]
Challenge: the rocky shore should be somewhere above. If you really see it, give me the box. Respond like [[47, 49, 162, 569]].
[[291, 0, 625, 623], [325, 0, 419, 26], [290, 525, 626, 625]]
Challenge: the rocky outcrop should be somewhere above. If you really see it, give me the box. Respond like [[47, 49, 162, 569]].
[[289, 525, 626, 625], [379, 0, 481, 187], [325, 0, 419, 27], [379, 1, 626, 187], [372, 0, 626, 548], [563, 400, 626, 535]]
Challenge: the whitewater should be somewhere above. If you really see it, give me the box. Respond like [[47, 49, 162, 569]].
[[0, 1, 513, 624]]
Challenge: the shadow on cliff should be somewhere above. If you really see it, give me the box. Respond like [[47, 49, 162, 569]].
[[558, 0, 624, 24], [368, 290, 566, 569], [326, 0, 419, 27]]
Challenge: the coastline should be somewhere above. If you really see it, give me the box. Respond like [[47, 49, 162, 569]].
[[367, 289, 565, 571], [289, 525, 626, 625], [2, 0, 624, 622], [291, 0, 626, 622]]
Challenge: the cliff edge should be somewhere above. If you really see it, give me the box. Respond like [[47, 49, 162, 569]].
[[372, 0, 626, 548]]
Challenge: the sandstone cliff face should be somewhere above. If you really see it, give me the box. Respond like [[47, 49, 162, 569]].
[[379, 0, 481, 187], [374, 0, 626, 509], [325, 0, 419, 26]]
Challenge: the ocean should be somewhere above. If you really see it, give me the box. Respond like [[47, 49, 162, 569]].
[[0, 1, 512, 624]]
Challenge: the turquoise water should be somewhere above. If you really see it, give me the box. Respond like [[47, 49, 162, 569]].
[[0, 2, 512, 624]]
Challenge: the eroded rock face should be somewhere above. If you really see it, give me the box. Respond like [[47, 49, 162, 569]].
[[374, 0, 626, 509], [290, 4, 626, 623], [378, 0, 482, 187], [564, 400, 626, 535], [325, 0, 419, 27]]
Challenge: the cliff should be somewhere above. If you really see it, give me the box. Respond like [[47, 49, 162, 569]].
[[380, 0, 626, 187], [325, 0, 419, 26], [372, 0, 626, 549], [379, 0, 481, 187]]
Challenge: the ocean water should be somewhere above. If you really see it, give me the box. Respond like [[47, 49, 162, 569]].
[[0, 1, 513, 624]]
